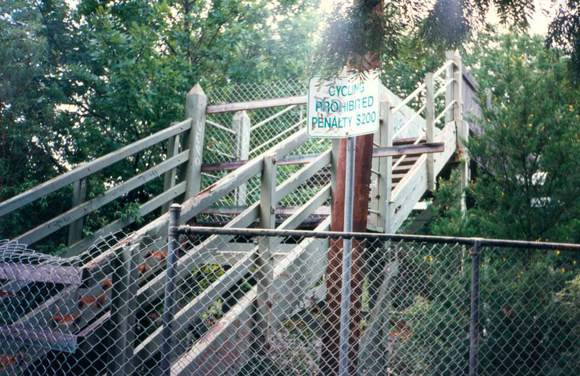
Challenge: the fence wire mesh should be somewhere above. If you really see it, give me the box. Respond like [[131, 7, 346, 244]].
[[199, 81, 331, 227], [0, 228, 578, 375]]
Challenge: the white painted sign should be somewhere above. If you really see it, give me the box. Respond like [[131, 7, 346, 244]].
[[307, 73, 380, 138]]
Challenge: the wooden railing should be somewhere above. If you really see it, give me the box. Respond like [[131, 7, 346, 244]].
[[369, 51, 466, 232], [1, 124, 334, 373], [0, 51, 476, 374], [0, 87, 309, 256]]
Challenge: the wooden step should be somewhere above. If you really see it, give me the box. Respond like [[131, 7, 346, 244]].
[[392, 155, 420, 166], [392, 137, 425, 146]]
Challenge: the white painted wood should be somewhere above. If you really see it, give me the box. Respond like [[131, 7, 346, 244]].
[[207, 95, 307, 114], [136, 203, 260, 303], [63, 181, 186, 257], [425, 73, 436, 191], [445, 51, 455, 125], [68, 178, 87, 245], [161, 132, 181, 213], [232, 111, 251, 206], [133, 247, 257, 366], [389, 122, 456, 232], [17, 151, 189, 246], [86, 130, 310, 279], [369, 98, 393, 232], [451, 52, 469, 215], [256, 152, 276, 349], [278, 184, 330, 232], [184, 84, 207, 199], [171, 218, 330, 376], [274, 150, 331, 203], [0, 119, 191, 217]]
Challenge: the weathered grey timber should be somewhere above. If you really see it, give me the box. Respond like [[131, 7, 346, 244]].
[[184, 84, 207, 199], [256, 152, 276, 351], [161, 131, 181, 213], [0, 119, 190, 217], [16, 150, 189, 245], [232, 110, 251, 206], [68, 178, 87, 245], [206, 95, 307, 114], [425, 72, 436, 191]]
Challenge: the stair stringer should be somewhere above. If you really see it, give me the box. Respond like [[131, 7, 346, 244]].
[[387, 121, 457, 233]]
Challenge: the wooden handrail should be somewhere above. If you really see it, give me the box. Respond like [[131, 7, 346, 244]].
[[0, 119, 191, 217], [391, 83, 425, 114], [206, 95, 307, 114], [16, 150, 189, 245]]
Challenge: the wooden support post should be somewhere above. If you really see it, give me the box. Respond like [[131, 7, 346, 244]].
[[445, 51, 455, 124], [425, 72, 436, 192], [378, 99, 393, 233], [68, 178, 87, 245], [108, 243, 138, 376], [322, 132, 373, 374], [162, 131, 181, 213], [232, 111, 251, 207], [255, 152, 276, 354], [184, 84, 207, 199], [451, 52, 469, 215]]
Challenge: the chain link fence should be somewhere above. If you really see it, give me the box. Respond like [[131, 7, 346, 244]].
[[0, 223, 578, 375], [198, 81, 331, 226]]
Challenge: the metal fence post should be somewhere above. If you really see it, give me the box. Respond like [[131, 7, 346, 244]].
[[339, 136, 356, 376], [161, 203, 182, 375], [469, 240, 482, 376], [109, 242, 138, 376]]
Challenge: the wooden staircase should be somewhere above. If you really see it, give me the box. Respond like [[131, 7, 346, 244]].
[[0, 53, 471, 375]]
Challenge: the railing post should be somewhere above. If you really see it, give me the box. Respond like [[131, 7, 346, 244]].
[[469, 240, 482, 376], [162, 128, 181, 213], [161, 203, 181, 375], [232, 111, 251, 207], [255, 152, 276, 354], [184, 84, 207, 199], [378, 99, 393, 233], [445, 51, 455, 124], [425, 72, 436, 192], [68, 178, 87, 245], [109, 242, 138, 376], [453, 52, 469, 215]]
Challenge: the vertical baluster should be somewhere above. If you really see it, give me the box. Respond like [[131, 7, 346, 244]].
[[254, 152, 276, 354]]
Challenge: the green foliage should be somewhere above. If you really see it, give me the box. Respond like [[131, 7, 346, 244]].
[[546, 0, 579, 85], [420, 36, 579, 374], [0, 0, 319, 247], [316, 0, 542, 76], [429, 33, 579, 243]]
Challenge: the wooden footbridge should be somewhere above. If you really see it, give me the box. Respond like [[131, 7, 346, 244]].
[[0, 52, 481, 374]]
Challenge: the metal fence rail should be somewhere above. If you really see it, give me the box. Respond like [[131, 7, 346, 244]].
[[0, 222, 578, 375]]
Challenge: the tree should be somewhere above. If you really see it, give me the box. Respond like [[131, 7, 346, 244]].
[[0, 0, 320, 246], [317, 0, 576, 80], [428, 33, 580, 243]]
